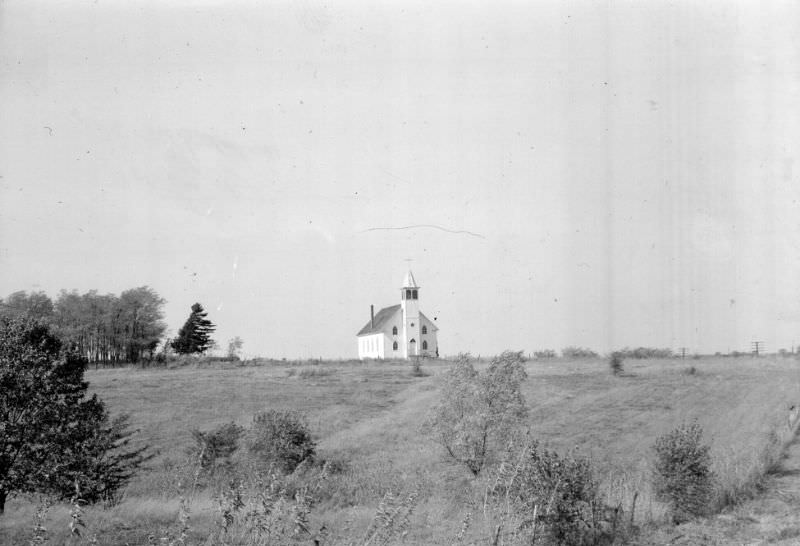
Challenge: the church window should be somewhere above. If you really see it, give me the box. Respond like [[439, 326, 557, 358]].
[[392, 326, 398, 335], [412, 289, 418, 299], [405, 289, 411, 299], [423, 340, 428, 350], [422, 325, 427, 334], [393, 341, 398, 350]]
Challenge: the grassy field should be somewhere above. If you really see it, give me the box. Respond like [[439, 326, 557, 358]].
[[1, 355, 799, 544]]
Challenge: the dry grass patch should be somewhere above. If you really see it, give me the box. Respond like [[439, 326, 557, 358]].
[[2, 356, 798, 545]]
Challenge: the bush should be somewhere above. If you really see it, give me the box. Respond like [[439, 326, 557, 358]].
[[652, 422, 714, 523], [609, 352, 624, 375], [247, 410, 316, 472], [426, 351, 528, 476], [489, 441, 618, 545], [614, 347, 674, 359], [188, 422, 243, 471], [534, 349, 557, 359], [561, 346, 599, 358]]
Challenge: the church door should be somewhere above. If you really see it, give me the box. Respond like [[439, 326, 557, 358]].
[[409, 338, 417, 356]]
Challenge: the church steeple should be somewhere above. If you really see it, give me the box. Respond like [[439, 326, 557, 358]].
[[400, 270, 420, 357], [401, 270, 419, 302]]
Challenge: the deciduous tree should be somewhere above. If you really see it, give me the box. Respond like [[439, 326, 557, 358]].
[[0, 291, 54, 321], [426, 351, 528, 476], [227, 336, 244, 359]]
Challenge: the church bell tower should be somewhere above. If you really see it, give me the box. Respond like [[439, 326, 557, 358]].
[[400, 270, 420, 357]]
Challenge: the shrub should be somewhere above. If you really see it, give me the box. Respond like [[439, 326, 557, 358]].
[[609, 352, 624, 375], [426, 351, 528, 476], [561, 346, 599, 358], [614, 347, 674, 359], [652, 422, 714, 523], [188, 422, 243, 471], [489, 440, 618, 545], [247, 410, 316, 472], [534, 349, 557, 359]]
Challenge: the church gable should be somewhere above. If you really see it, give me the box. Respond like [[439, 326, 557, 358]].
[[419, 312, 439, 333]]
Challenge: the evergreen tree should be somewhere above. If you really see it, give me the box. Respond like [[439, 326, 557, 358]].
[[0, 317, 150, 514], [171, 303, 216, 354]]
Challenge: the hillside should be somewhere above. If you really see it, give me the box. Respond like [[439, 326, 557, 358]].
[[1, 356, 798, 544]]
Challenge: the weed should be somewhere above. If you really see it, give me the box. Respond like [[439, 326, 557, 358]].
[[361, 486, 419, 545], [68, 481, 96, 543], [188, 422, 243, 473], [28, 496, 51, 546]]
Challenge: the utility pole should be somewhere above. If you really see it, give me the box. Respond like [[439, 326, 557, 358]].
[[751, 341, 764, 357]]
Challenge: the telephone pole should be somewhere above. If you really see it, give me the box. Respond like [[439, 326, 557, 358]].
[[751, 341, 764, 357]]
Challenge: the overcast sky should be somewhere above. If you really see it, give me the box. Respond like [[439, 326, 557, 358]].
[[1, 1, 799, 358]]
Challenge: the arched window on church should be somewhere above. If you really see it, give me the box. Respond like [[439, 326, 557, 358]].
[[422, 325, 427, 334], [393, 341, 398, 351], [392, 326, 398, 335], [422, 340, 428, 350], [412, 289, 418, 299]]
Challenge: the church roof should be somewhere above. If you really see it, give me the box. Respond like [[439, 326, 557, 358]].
[[402, 270, 419, 288], [356, 304, 401, 336]]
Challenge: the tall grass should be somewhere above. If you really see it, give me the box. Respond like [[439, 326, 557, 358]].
[[712, 404, 798, 508], [2, 356, 798, 544], [286, 366, 340, 379]]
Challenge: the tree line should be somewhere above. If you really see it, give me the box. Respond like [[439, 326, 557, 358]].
[[0, 287, 167, 365]]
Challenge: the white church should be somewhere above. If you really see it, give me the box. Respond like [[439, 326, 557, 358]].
[[357, 271, 439, 359]]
